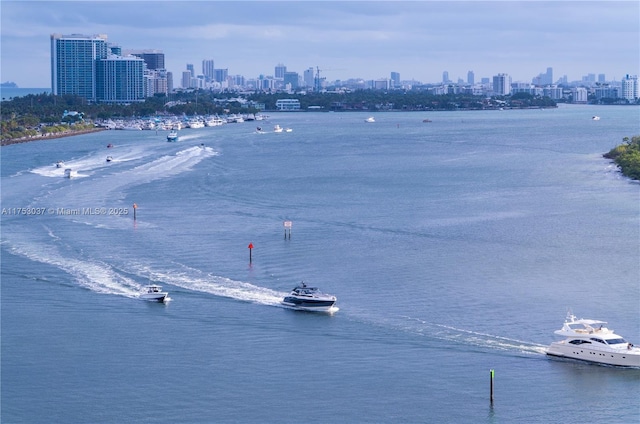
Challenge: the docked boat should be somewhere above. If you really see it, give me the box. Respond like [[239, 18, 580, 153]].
[[546, 312, 640, 367], [167, 131, 179, 142], [139, 285, 169, 303], [282, 282, 337, 312], [365, 116, 375, 123]]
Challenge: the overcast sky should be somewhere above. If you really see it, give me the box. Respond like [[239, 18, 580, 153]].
[[1, 0, 639, 88]]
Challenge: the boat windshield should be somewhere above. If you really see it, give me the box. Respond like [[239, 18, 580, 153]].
[[606, 338, 627, 345]]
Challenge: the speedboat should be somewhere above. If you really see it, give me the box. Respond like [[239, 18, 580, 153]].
[[274, 125, 283, 133], [365, 116, 375, 123], [56, 160, 64, 168], [139, 285, 169, 303], [64, 168, 78, 178], [167, 130, 179, 142], [546, 312, 640, 367], [592, 116, 601, 121], [282, 282, 337, 312], [106, 156, 113, 162]]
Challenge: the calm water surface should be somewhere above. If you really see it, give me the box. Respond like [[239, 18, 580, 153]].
[[2, 105, 639, 423]]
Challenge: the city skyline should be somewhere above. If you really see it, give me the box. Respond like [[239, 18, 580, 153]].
[[1, 1, 639, 88]]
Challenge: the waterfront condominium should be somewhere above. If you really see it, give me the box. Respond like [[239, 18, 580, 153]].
[[95, 55, 146, 103], [51, 33, 108, 100]]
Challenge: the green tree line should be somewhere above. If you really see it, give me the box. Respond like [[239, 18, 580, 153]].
[[604, 135, 640, 180]]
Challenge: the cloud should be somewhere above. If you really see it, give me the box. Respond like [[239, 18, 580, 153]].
[[1, 1, 638, 87]]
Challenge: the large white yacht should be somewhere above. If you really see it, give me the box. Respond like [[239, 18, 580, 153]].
[[282, 282, 337, 312], [547, 312, 639, 367]]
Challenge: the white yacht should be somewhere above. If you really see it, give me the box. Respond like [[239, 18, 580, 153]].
[[592, 116, 601, 121], [282, 282, 337, 312], [547, 312, 639, 367], [139, 285, 169, 303]]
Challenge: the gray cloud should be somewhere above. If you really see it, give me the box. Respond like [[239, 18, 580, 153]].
[[2, 1, 638, 87]]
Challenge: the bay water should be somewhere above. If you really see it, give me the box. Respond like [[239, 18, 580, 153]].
[[2, 105, 639, 423]]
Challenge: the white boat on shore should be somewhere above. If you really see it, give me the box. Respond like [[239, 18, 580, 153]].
[[546, 312, 640, 367], [139, 285, 170, 303]]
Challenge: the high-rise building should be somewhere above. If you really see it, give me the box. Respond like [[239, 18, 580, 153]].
[[214, 68, 228, 83], [390, 72, 400, 88], [202, 59, 215, 82], [467, 71, 474, 85], [442, 71, 450, 83], [95, 55, 146, 103], [283, 72, 299, 89], [127, 49, 165, 70], [50, 33, 108, 100], [275, 63, 287, 79], [303, 68, 315, 88], [492, 73, 511, 95], [621, 74, 638, 102], [187, 63, 194, 77], [182, 71, 192, 89]]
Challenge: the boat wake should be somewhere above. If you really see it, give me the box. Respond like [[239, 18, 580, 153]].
[[127, 263, 285, 307], [397, 315, 548, 356], [5, 240, 141, 298]]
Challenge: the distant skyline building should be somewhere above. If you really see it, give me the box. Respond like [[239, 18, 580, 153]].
[[390, 72, 400, 88], [275, 63, 286, 79], [214, 68, 228, 83], [127, 49, 165, 70], [492, 73, 511, 95], [303, 67, 315, 88], [467, 70, 474, 85], [50, 33, 108, 100], [202, 59, 215, 82], [621, 74, 638, 102], [283, 71, 299, 89], [186, 63, 194, 77], [442, 71, 450, 84]]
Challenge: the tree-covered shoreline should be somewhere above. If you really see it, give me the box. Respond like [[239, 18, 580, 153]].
[[604, 135, 640, 181]]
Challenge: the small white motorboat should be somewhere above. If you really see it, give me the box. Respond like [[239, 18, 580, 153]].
[[64, 168, 78, 178], [546, 312, 640, 367], [106, 156, 113, 162], [592, 116, 601, 121], [167, 131, 179, 142], [282, 282, 337, 312], [274, 125, 284, 133], [56, 160, 64, 168], [139, 285, 169, 303], [365, 116, 375, 123]]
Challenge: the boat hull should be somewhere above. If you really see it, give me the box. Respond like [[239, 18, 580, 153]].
[[281, 297, 336, 312], [140, 293, 168, 303], [547, 341, 640, 367]]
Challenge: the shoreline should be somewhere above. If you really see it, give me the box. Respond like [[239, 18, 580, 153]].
[[1, 128, 106, 147]]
